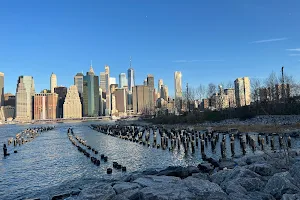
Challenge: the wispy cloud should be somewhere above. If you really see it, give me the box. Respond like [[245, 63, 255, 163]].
[[289, 54, 300, 56], [172, 59, 224, 63], [286, 48, 300, 51], [250, 37, 288, 44]]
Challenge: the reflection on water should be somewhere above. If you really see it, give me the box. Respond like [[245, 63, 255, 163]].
[[0, 122, 299, 200]]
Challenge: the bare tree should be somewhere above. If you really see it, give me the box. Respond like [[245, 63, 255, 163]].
[[265, 71, 278, 101], [207, 83, 217, 98], [251, 78, 261, 102], [226, 81, 234, 89], [195, 84, 207, 101]]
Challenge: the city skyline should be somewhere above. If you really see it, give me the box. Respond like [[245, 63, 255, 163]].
[[1, 1, 300, 95]]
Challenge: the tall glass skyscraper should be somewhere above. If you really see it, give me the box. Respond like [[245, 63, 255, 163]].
[[119, 73, 127, 88], [83, 65, 99, 117], [0, 72, 4, 106], [127, 68, 135, 92]]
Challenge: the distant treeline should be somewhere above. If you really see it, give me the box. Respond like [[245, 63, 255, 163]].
[[148, 97, 300, 124]]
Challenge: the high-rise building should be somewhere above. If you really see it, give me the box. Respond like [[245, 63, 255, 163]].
[[158, 79, 163, 97], [174, 71, 182, 99], [127, 67, 135, 92], [63, 85, 82, 119], [74, 73, 84, 95], [99, 72, 106, 92], [143, 79, 147, 86], [161, 85, 169, 101], [15, 76, 35, 121], [115, 88, 127, 114], [132, 85, 155, 114], [234, 77, 251, 107], [0, 72, 4, 106], [147, 75, 154, 89], [54, 86, 68, 118], [82, 65, 100, 117], [105, 65, 111, 115], [4, 93, 15, 107], [119, 73, 127, 88], [34, 93, 58, 120], [50, 73, 57, 93], [110, 77, 116, 85], [224, 88, 236, 108], [99, 88, 103, 116]]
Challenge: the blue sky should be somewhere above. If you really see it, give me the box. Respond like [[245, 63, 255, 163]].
[[0, 0, 300, 96]]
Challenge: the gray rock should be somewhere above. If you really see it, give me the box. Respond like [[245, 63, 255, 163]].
[[264, 172, 300, 199], [182, 177, 226, 198], [191, 172, 209, 180], [224, 177, 264, 192], [198, 163, 214, 173], [133, 175, 180, 187], [245, 154, 266, 165], [138, 182, 195, 200], [211, 170, 231, 185], [228, 193, 252, 200], [225, 181, 247, 194], [113, 182, 140, 194], [219, 161, 237, 170], [289, 162, 300, 188], [156, 166, 198, 179], [246, 163, 274, 176], [111, 195, 130, 200], [281, 193, 300, 200], [122, 188, 140, 200], [78, 184, 116, 200], [247, 191, 275, 200]]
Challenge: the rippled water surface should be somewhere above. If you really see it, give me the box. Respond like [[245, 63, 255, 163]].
[[0, 122, 299, 200]]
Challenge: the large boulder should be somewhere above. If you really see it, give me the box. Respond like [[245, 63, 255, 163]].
[[264, 172, 300, 199], [78, 184, 116, 200], [197, 163, 214, 173], [133, 175, 180, 188], [281, 193, 300, 200], [224, 177, 264, 192], [289, 161, 300, 188], [246, 163, 274, 176], [182, 177, 227, 199], [113, 182, 140, 194], [228, 191, 275, 200], [225, 181, 247, 194], [156, 166, 199, 179], [122, 188, 140, 200]]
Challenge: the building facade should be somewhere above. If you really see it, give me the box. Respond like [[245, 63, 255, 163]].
[[105, 65, 111, 115], [0, 72, 4, 106], [161, 85, 169, 101], [115, 88, 127, 114], [158, 79, 163, 98], [119, 73, 127, 88], [234, 77, 251, 107], [132, 85, 155, 114], [82, 66, 99, 117], [63, 85, 82, 119], [34, 93, 58, 120], [54, 86, 67, 118], [15, 76, 35, 121], [99, 72, 106, 92], [74, 73, 84, 95], [4, 93, 15, 107], [127, 68, 135, 92], [174, 71, 182, 99], [50, 73, 57, 93]]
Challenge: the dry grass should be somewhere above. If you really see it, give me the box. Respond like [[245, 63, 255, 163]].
[[193, 123, 300, 133]]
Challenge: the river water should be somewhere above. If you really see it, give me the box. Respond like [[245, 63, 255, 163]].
[[0, 121, 299, 200]]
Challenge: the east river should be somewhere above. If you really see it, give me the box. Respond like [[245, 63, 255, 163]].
[[0, 121, 299, 200]]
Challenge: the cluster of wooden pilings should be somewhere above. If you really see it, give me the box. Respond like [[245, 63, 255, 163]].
[[3, 126, 55, 157], [90, 124, 294, 160], [67, 128, 126, 174]]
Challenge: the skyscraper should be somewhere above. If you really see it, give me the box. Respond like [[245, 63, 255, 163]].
[[99, 72, 106, 92], [34, 93, 58, 120], [105, 65, 111, 115], [127, 58, 135, 92], [50, 73, 57, 93], [83, 65, 100, 117], [54, 86, 68, 118], [174, 71, 182, 99], [158, 79, 163, 98], [234, 77, 251, 107], [15, 76, 35, 121], [119, 73, 127, 88], [147, 75, 154, 89], [0, 72, 4, 106], [115, 88, 127, 114], [132, 85, 155, 114], [110, 77, 116, 85], [74, 73, 84, 95], [63, 85, 82, 119], [161, 85, 169, 101]]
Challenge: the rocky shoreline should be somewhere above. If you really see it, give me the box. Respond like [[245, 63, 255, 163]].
[[38, 149, 300, 200]]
